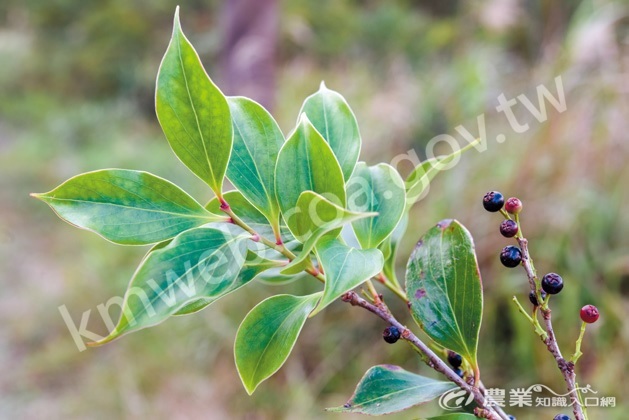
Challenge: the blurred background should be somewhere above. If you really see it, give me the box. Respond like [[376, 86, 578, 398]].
[[1, 0, 628, 419]]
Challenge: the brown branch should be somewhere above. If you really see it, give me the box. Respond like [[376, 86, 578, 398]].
[[516, 236, 585, 420], [341, 291, 508, 420]]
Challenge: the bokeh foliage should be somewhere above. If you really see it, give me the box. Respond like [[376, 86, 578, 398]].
[[1, 0, 627, 418]]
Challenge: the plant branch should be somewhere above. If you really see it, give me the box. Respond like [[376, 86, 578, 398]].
[[515, 236, 585, 420], [219, 202, 326, 283], [341, 291, 508, 420]]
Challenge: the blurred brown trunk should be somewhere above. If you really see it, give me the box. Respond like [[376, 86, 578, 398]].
[[220, 0, 278, 111]]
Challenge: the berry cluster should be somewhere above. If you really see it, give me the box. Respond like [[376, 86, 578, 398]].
[[483, 191, 601, 419], [483, 190, 601, 319]]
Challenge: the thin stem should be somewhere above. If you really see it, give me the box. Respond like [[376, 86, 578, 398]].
[[512, 296, 548, 340], [516, 235, 586, 420], [220, 202, 326, 283], [377, 272, 408, 303], [341, 291, 508, 420], [570, 321, 587, 364]]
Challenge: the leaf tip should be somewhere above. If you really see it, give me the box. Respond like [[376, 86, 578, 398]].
[[319, 80, 328, 91], [298, 112, 312, 127], [173, 5, 182, 32], [435, 219, 454, 230]]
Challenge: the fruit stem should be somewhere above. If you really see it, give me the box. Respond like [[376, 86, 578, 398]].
[[570, 321, 587, 364], [376, 272, 408, 303], [512, 296, 548, 340], [514, 213, 523, 238], [341, 291, 508, 420], [516, 233, 586, 420]]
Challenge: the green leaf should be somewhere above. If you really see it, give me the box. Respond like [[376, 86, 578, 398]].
[[156, 7, 232, 195], [234, 293, 321, 394], [275, 114, 346, 238], [327, 365, 457, 415], [405, 219, 483, 371], [226, 96, 284, 229], [405, 140, 481, 210], [174, 250, 284, 315], [380, 213, 408, 285], [280, 191, 376, 275], [89, 225, 249, 345], [311, 238, 383, 315], [347, 162, 406, 249], [299, 82, 361, 181], [32, 169, 225, 245]]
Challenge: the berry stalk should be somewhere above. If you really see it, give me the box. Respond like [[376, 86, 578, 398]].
[[341, 291, 509, 420], [516, 235, 585, 420]]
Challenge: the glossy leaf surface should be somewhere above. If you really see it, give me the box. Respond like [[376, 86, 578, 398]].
[[312, 237, 383, 315], [327, 365, 457, 415], [156, 7, 232, 194], [406, 219, 483, 370], [299, 82, 361, 181], [226, 96, 284, 228], [347, 162, 406, 249], [275, 114, 346, 237], [90, 225, 249, 345], [235, 293, 321, 394], [33, 169, 223, 245]]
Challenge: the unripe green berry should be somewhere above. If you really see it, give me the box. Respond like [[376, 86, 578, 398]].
[[447, 350, 463, 368], [500, 219, 519, 238], [505, 197, 523, 214], [542, 273, 564, 295], [483, 191, 504, 212], [382, 326, 401, 344], [500, 245, 522, 267], [580, 304, 599, 323]]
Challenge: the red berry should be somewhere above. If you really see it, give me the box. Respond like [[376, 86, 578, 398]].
[[505, 197, 523, 214], [500, 219, 519, 238], [580, 305, 599, 323]]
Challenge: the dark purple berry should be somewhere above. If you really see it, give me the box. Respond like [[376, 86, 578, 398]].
[[505, 197, 523, 214], [447, 350, 462, 368], [382, 326, 401, 344], [500, 245, 522, 268], [553, 415, 571, 420], [500, 219, 519, 238], [529, 290, 547, 306], [542, 273, 564, 295], [453, 367, 465, 378], [483, 191, 504, 212], [580, 305, 599, 323]]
